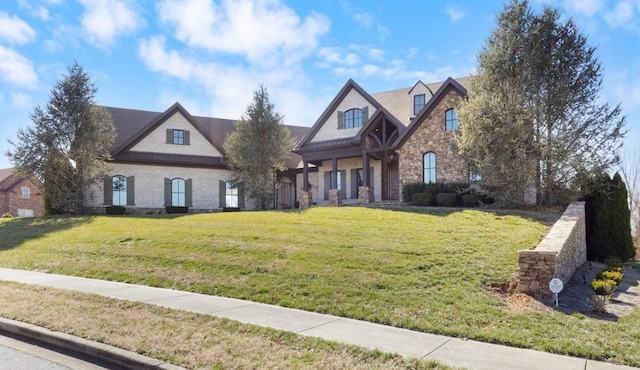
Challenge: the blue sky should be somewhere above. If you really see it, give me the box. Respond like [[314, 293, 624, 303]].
[[1, 0, 639, 170]]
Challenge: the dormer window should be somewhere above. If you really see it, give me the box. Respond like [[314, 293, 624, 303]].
[[414, 94, 425, 115], [166, 129, 190, 145], [338, 107, 369, 130], [445, 109, 458, 131]]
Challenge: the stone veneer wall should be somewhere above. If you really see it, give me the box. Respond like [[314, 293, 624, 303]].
[[518, 202, 586, 296], [396, 89, 468, 196]]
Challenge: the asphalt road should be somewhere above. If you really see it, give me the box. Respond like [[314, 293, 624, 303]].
[[0, 332, 114, 370]]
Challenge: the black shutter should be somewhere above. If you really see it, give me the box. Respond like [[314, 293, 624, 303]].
[[362, 106, 369, 123], [350, 169, 358, 199], [166, 129, 172, 144], [184, 130, 190, 145], [238, 182, 245, 208], [185, 179, 193, 207], [337, 111, 345, 129], [103, 176, 112, 205], [127, 176, 135, 206], [219, 180, 226, 208], [324, 171, 331, 200], [164, 178, 171, 206]]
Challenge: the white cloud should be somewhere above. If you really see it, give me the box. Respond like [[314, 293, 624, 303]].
[[444, 4, 466, 22], [79, 0, 141, 47], [563, 0, 605, 17], [604, 0, 638, 28], [157, 0, 329, 65], [354, 12, 374, 29], [138, 36, 322, 125], [17, 0, 52, 21], [318, 47, 360, 66], [11, 92, 33, 109], [0, 45, 38, 87], [0, 12, 36, 44]]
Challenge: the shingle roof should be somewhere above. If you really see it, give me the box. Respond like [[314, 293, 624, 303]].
[[0, 168, 14, 184], [103, 105, 310, 171], [371, 76, 471, 125]]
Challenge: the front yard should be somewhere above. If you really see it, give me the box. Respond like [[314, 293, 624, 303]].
[[0, 207, 639, 366]]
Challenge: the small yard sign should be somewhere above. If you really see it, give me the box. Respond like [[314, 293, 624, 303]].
[[549, 277, 563, 306]]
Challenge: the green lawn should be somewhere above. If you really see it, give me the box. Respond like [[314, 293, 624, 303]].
[[1, 207, 639, 366]]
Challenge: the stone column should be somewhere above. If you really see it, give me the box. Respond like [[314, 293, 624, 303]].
[[299, 191, 312, 209], [358, 186, 374, 205], [328, 189, 341, 206]]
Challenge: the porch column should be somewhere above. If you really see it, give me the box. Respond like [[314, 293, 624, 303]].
[[300, 160, 312, 209], [329, 157, 341, 206]]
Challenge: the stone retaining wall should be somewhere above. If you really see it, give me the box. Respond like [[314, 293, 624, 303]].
[[518, 202, 586, 297]]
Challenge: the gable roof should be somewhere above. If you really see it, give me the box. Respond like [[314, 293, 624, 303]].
[[0, 167, 43, 192], [393, 77, 468, 148], [104, 104, 310, 170], [296, 79, 383, 150]]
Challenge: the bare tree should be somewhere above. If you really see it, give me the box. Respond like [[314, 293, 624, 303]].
[[620, 147, 640, 256]]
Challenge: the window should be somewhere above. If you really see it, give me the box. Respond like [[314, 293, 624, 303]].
[[21, 187, 30, 199], [423, 152, 436, 184], [469, 162, 483, 182], [18, 209, 34, 217], [225, 181, 238, 208], [112, 176, 127, 206], [445, 109, 458, 131], [166, 129, 190, 145], [173, 129, 184, 144], [414, 94, 425, 115], [171, 178, 186, 206], [345, 109, 362, 129]]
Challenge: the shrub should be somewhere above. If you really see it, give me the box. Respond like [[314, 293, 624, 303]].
[[597, 270, 623, 284], [402, 182, 425, 202], [412, 192, 434, 206], [223, 207, 241, 212], [436, 193, 456, 207], [105, 206, 126, 215], [462, 194, 483, 208], [604, 257, 624, 269], [591, 278, 617, 296], [166, 206, 189, 214], [2, 212, 13, 218]]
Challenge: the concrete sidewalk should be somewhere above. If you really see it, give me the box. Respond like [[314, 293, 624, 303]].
[[0, 268, 634, 370]]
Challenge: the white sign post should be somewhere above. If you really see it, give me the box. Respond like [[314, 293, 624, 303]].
[[549, 277, 564, 307]]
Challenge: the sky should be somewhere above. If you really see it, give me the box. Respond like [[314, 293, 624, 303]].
[[1, 0, 639, 170]]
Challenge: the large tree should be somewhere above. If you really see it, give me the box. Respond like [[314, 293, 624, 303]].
[[7, 62, 115, 214], [456, 0, 626, 206], [223, 85, 294, 210]]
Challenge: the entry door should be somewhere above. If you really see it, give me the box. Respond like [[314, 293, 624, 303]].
[[387, 161, 399, 201], [279, 183, 292, 209]]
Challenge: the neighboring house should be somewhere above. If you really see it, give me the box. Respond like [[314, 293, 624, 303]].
[[87, 76, 472, 213], [0, 168, 45, 217], [295, 76, 472, 206]]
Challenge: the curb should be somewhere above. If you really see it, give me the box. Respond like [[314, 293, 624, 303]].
[[0, 317, 186, 370]]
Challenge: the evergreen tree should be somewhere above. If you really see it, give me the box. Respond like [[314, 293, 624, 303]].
[[7, 62, 115, 214], [223, 85, 294, 210], [456, 0, 626, 206], [585, 172, 635, 261]]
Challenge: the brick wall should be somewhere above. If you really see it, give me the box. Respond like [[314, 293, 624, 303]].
[[518, 202, 586, 297], [0, 177, 45, 217], [397, 89, 467, 193]]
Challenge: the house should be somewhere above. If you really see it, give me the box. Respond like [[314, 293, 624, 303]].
[[87, 103, 310, 213], [0, 168, 45, 217], [294, 76, 471, 207], [87, 76, 471, 213]]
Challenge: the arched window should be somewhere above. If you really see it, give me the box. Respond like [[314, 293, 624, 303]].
[[172, 178, 186, 207], [112, 175, 127, 206], [345, 108, 363, 129], [445, 109, 458, 131], [423, 152, 436, 184]]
